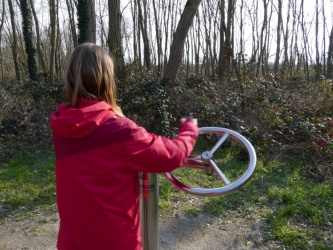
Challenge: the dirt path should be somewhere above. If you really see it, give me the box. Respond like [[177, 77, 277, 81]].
[[0, 212, 59, 250], [0, 210, 279, 250]]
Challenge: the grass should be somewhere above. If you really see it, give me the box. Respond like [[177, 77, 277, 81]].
[[0, 141, 332, 249], [159, 136, 333, 249], [264, 165, 333, 249], [0, 148, 56, 221]]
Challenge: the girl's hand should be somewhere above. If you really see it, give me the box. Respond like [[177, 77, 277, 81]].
[[179, 117, 198, 126]]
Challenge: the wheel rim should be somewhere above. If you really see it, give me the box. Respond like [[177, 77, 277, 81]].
[[165, 127, 257, 197]]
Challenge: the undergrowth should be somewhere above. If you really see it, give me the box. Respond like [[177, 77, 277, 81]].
[[120, 73, 333, 182]]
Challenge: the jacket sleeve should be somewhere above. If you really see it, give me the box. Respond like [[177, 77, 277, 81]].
[[123, 120, 199, 173]]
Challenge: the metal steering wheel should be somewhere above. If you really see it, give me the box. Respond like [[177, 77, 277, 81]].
[[165, 127, 257, 197]]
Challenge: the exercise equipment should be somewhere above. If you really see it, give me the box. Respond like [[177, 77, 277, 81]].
[[140, 123, 257, 250]]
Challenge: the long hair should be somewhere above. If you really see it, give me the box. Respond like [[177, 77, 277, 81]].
[[65, 43, 123, 116]]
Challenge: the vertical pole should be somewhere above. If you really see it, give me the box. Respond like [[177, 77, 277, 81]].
[[140, 172, 159, 250]]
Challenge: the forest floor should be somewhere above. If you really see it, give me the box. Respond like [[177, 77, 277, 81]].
[[0, 207, 280, 250]]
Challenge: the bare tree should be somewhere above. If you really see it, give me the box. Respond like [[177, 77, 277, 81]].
[[8, 0, 21, 81], [108, 0, 124, 71], [0, 0, 5, 79], [29, 0, 47, 79], [77, 0, 96, 44], [96, 0, 107, 48], [218, 0, 225, 78], [327, 24, 333, 78], [289, 0, 298, 72], [163, 0, 203, 85], [162, 1, 171, 67], [238, 0, 245, 71], [55, 0, 62, 79], [219, 0, 236, 77], [203, 2, 210, 77], [136, 0, 151, 70], [274, 0, 282, 74], [19, 0, 38, 81], [315, 0, 320, 78], [49, 0, 57, 84], [282, 0, 291, 68], [194, 11, 201, 75], [321, 0, 326, 78], [211, 1, 219, 77], [130, 0, 138, 59], [225, 0, 235, 73], [247, 0, 259, 75], [152, 0, 162, 74], [299, 0, 310, 81], [202, 0, 219, 78], [65, 0, 77, 48], [257, 0, 268, 77]]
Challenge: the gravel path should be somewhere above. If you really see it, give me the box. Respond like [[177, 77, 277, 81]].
[[0, 210, 279, 250]]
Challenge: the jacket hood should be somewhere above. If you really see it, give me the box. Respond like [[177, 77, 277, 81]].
[[50, 99, 116, 139]]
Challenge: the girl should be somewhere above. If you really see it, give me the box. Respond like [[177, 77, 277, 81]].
[[50, 43, 198, 250]]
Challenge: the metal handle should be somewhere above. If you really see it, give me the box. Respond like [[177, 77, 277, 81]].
[[185, 111, 193, 122]]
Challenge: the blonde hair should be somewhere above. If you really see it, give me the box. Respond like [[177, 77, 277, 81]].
[[65, 43, 123, 116]]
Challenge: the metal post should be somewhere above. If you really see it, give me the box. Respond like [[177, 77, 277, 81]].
[[140, 172, 159, 250]]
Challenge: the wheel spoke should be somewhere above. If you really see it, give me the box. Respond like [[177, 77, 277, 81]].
[[209, 133, 229, 154], [209, 159, 231, 185]]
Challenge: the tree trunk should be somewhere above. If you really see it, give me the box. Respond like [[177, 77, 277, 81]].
[[218, 0, 225, 78], [315, 0, 320, 79], [29, 0, 47, 80], [283, 0, 290, 68], [77, 0, 96, 44], [19, 0, 38, 81], [97, 2, 108, 48], [225, 0, 234, 73], [130, 0, 138, 59], [65, 0, 78, 48], [211, 1, 219, 78], [49, 0, 57, 84], [0, 0, 5, 79], [327, 25, 333, 78], [263, 3, 273, 76], [256, 0, 268, 77], [239, 0, 244, 71], [322, 0, 326, 78], [136, 0, 151, 70], [274, 0, 282, 74], [194, 12, 200, 75], [300, 0, 310, 81], [163, 1, 171, 67], [8, 0, 21, 81], [163, 0, 203, 85], [88, 0, 96, 43], [289, 0, 298, 72], [108, 0, 124, 71], [249, 0, 259, 78], [152, 0, 162, 74], [203, 3, 210, 77], [56, 2, 62, 79]]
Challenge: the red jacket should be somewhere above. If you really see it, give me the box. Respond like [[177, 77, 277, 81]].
[[50, 99, 198, 250]]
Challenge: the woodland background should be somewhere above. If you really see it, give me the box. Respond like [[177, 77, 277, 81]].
[[0, 0, 333, 182]]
